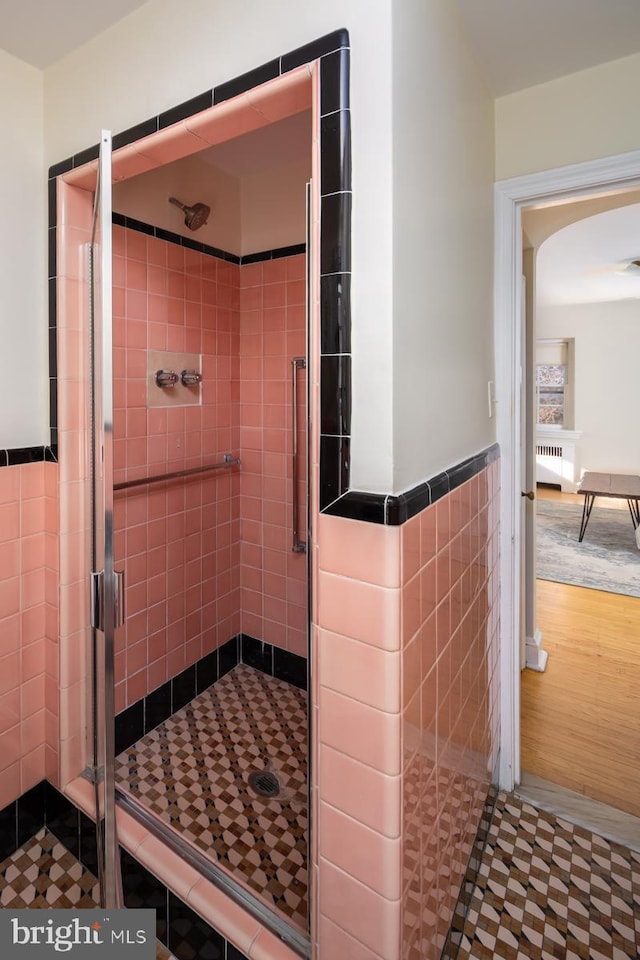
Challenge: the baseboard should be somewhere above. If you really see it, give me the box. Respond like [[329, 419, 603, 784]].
[[525, 628, 548, 672]]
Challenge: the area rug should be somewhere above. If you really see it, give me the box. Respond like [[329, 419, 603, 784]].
[[536, 499, 640, 598]]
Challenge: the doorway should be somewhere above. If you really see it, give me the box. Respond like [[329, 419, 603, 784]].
[[56, 65, 317, 955], [518, 193, 640, 826], [495, 149, 640, 833]]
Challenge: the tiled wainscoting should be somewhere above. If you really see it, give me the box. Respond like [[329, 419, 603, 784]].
[[0, 461, 58, 810], [313, 454, 501, 960]]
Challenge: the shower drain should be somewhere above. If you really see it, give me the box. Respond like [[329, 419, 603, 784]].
[[248, 769, 281, 797]]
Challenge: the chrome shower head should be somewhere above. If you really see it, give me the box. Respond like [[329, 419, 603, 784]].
[[168, 196, 210, 231]]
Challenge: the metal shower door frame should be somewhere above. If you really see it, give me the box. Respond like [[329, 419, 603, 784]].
[[90, 129, 120, 908]]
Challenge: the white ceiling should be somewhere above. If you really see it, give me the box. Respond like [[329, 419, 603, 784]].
[[536, 204, 640, 306], [453, 0, 640, 96], [0, 0, 148, 69], [200, 112, 312, 178], [2, 0, 640, 95]]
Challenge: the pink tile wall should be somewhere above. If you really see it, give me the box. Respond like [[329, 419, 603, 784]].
[[239, 255, 308, 657], [112, 226, 241, 711], [0, 461, 58, 809], [400, 462, 501, 960], [112, 236, 308, 709], [313, 461, 500, 960]]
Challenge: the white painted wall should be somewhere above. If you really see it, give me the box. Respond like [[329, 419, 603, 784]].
[[390, 0, 496, 491], [495, 51, 640, 180], [112, 152, 309, 257], [44, 0, 395, 491], [240, 158, 308, 255], [0, 51, 46, 448], [536, 299, 640, 475], [113, 156, 242, 253]]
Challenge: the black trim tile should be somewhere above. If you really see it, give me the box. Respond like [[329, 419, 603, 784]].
[[195, 651, 218, 694], [319, 435, 350, 510], [48, 278, 57, 328], [0, 451, 8, 468], [214, 59, 279, 105], [203, 244, 239, 264], [48, 227, 56, 279], [159, 91, 213, 129], [120, 848, 168, 944], [429, 471, 450, 505], [48, 158, 73, 179], [112, 117, 158, 151], [48, 439, 58, 462], [320, 48, 350, 115], [168, 891, 225, 960], [320, 192, 351, 275], [48, 178, 57, 229], [73, 144, 99, 167], [320, 110, 351, 196], [45, 783, 79, 859], [181, 235, 205, 253], [172, 665, 196, 712], [446, 456, 477, 490], [227, 946, 250, 960], [145, 679, 173, 733], [240, 634, 274, 675], [123, 216, 155, 237], [240, 243, 306, 265], [218, 636, 240, 679], [323, 444, 499, 524], [48, 328, 57, 379], [79, 811, 99, 877], [273, 648, 307, 691], [0, 801, 17, 861], [267, 242, 307, 261], [320, 274, 351, 355], [115, 699, 145, 755], [281, 28, 350, 73], [320, 355, 351, 436], [401, 482, 432, 519], [323, 490, 385, 524], [17, 781, 46, 847], [7, 446, 46, 466], [49, 378, 58, 429], [112, 211, 127, 228], [154, 226, 185, 246]]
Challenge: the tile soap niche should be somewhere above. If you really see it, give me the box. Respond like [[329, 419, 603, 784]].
[[148, 350, 202, 407]]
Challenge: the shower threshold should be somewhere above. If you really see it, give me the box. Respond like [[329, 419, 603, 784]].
[[115, 663, 309, 957]]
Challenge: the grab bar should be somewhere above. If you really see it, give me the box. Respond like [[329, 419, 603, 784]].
[[291, 356, 307, 554], [114, 455, 240, 492]]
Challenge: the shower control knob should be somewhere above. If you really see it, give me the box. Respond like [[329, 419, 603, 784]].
[[155, 369, 179, 388], [181, 369, 203, 387]]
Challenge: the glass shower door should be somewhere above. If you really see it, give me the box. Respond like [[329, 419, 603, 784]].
[[88, 129, 121, 908]]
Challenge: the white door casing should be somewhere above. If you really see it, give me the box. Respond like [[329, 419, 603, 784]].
[[494, 149, 640, 792]]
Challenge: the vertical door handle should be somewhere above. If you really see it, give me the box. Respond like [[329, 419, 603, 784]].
[[291, 357, 307, 554], [90, 569, 126, 630]]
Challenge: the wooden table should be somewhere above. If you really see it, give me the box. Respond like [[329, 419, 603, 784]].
[[576, 471, 640, 542]]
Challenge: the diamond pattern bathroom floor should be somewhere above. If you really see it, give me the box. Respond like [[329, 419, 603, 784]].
[[116, 663, 308, 932], [0, 828, 175, 959], [458, 792, 640, 959]]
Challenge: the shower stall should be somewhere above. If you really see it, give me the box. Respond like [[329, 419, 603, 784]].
[[55, 66, 316, 956]]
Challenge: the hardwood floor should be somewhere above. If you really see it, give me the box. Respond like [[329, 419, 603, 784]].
[[521, 488, 640, 819]]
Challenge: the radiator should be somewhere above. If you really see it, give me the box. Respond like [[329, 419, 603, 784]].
[[535, 439, 577, 491]]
